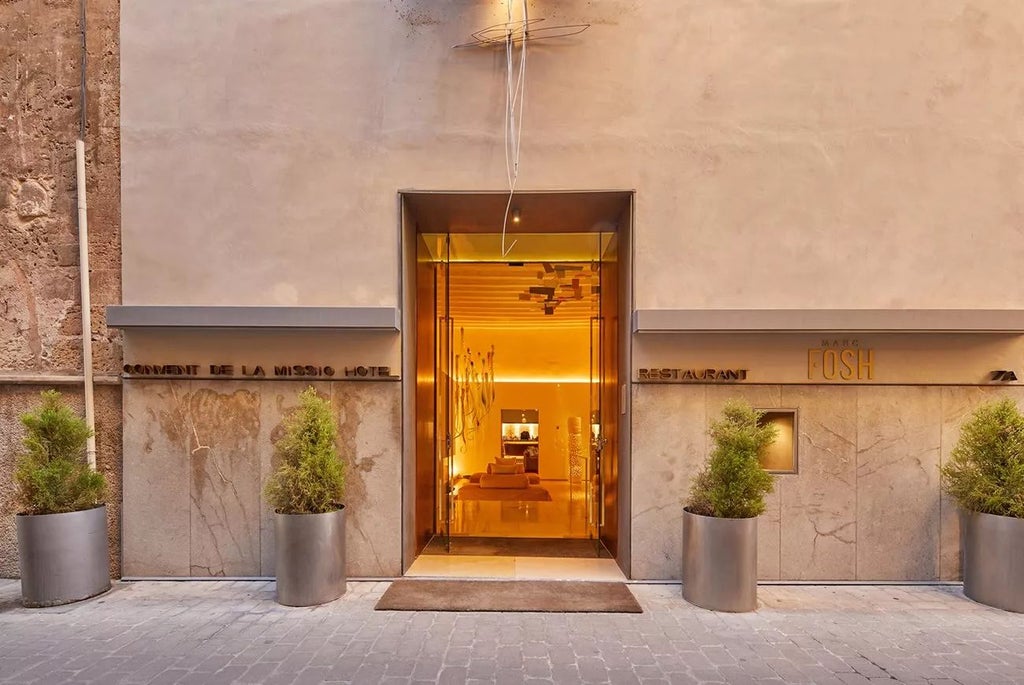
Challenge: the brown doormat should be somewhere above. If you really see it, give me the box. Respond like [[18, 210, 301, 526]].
[[375, 579, 642, 613]]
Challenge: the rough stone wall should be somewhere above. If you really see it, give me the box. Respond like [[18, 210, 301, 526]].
[[0, 0, 121, 578]]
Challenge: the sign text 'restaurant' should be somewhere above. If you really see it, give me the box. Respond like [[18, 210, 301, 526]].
[[637, 368, 748, 382]]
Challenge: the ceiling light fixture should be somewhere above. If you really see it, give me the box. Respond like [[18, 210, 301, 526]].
[[511, 208, 521, 224], [517, 262, 598, 315]]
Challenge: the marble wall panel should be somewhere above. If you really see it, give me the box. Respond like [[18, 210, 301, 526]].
[[937, 490, 960, 582], [757, 488, 782, 580], [185, 383, 262, 576], [123, 380, 401, 578], [122, 381, 191, 576], [630, 385, 705, 580], [703, 386, 784, 415], [856, 387, 941, 580], [123, 376, 1017, 581], [332, 381, 403, 577], [627, 384, 980, 581], [779, 386, 857, 580]]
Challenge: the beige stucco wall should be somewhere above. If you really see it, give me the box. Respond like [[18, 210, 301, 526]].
[[121, 1, 1024, 309]]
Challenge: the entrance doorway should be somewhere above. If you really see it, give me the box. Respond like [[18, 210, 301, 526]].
[[400, 192, 633, 577]]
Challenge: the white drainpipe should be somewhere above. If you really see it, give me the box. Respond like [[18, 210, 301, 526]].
[[75, 0, 96, 470], [76, 138, 97, 470]]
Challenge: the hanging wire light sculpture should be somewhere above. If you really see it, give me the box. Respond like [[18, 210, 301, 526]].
[[453, 18, 590, 49], [454, 2, 591, 257]]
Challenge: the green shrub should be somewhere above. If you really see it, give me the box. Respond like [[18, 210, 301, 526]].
[[686, 400, 777, 519], [264, 387, 346, 514], [14, 390, 106, 515], [941, 398, 1024, 519]]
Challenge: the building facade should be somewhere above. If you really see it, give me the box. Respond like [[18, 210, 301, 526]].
[[3, 1, 1024, 582]]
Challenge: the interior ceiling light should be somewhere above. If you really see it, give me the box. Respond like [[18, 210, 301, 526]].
[[455, 4, 591, 258], [516, 262, 598, 315]]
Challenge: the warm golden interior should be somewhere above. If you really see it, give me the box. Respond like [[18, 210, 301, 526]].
[[423, 232, 613, 543]]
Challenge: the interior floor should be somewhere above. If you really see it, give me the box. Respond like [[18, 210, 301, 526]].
[[422, 536, 610, 558], [406, 554, 625, 581], [450, 480, 595, 538]]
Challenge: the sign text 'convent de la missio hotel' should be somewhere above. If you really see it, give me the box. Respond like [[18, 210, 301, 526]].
[[121, 363, 397, 380]]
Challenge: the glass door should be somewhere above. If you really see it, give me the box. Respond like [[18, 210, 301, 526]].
[[435, 234, 454, 550], [597, 232, 619, 558], [588, 262, 605, 550]]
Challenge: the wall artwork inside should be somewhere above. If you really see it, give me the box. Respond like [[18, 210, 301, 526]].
[[452, 328, 496, 449], [757, 410, 798, 474]]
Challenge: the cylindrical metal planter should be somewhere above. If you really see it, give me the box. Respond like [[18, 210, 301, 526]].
[[962, 510, 1024, 613], [682, 508, 757, 612], [16, 505, 110, 608], [275, 507, 346, 607]]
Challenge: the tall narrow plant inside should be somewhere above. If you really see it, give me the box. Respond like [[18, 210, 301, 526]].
[[682, 400, 777, 612], [265, 387, 348, 606], [14, 390, 110, 607], [941, 398, 1024, 612]]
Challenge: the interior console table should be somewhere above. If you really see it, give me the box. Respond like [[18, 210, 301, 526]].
[[500, 408, 539, 474]]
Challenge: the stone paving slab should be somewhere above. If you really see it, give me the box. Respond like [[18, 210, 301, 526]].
[[1, 579, 1022, 684]]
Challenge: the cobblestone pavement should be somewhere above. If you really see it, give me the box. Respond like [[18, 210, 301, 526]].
[[1, 579, 1023, 684]]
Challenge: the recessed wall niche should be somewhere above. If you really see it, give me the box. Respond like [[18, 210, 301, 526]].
[[757, 409, 798, 474]]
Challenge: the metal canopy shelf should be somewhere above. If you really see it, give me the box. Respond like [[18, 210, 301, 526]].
[[106, 306, 401, 331], [633, 309, 1024, 334]]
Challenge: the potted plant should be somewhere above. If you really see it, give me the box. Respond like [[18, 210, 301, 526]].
[[264, 386, 347, 606], [682, 400, 776, 612], [14, 390, 109, 607], [941, 398, 1024, 613]]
